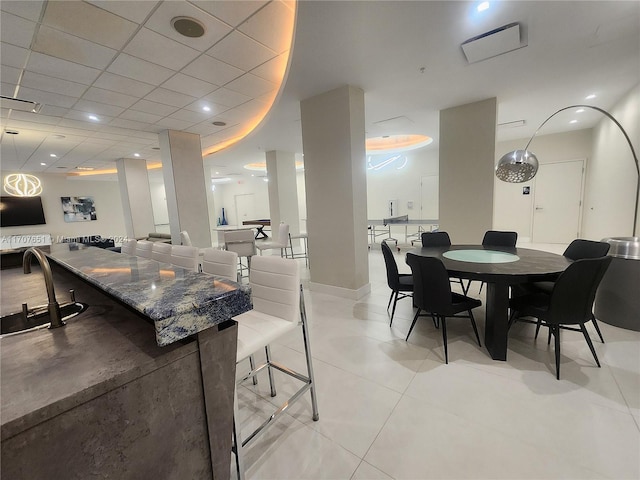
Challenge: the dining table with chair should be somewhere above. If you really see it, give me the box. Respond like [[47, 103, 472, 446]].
[[406, 243, 573, 360]]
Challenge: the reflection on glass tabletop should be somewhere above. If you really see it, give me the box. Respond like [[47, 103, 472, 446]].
[[442, 249, 520, 264]]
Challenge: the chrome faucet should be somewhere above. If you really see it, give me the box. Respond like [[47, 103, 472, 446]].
[[23, 247, 64, 328]]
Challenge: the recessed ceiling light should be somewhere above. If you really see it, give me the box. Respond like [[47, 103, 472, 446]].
[[215, 171, 219, 174], [56, 166, 67, 169], [171, 16, 205, 38], [576, 108, 585, 113], [212, 121, 227, 127], [585, 94, 597, 100], [134, 153, 140, 157], [202, 106, 211, 112], [570, 120, 578, 124], [52, 134, 66, 139], [50, 153, 57, 157], [263, 178, 269, 182], [40, 162, 47, 166], [88, 114, 99, 121], [477, 1, 490, 12]]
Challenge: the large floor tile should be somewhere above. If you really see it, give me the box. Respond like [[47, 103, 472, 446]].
[[351, 461, 393, 480]]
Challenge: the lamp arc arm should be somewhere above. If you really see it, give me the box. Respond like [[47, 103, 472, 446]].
[[524, 104, 639, 236]]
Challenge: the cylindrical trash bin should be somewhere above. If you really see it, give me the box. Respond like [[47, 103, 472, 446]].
[[595, 237, 640, 331]]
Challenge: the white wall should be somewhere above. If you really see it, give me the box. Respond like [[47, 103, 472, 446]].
[[149, 181, 170, 233], [213, 177, 270, 226], [0, 172, 126, 242], [494, 129, 593, 240], [583, 84, 640, 239]]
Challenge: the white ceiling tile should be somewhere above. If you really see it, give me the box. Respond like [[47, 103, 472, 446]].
[[161, 73, 218, 97], [1, 65, 21, 84], [1, 43, 29, 69], [155, 117, 194, 130], [54, 121, 102, 134], [144, 87, 197, 108], [199, 87, 251, 108], [38, 105, 70, 118], [21, 71, 88, 98], [238, 0, 294, 53], [100, 125, 151, 138], [41, 0, 138, 50], [168, 108, 213, 124], [87, 0, 160, 24], [107, 53, 175, 86], [124, 27, 201, 71], [17, 86, 78, 108], [192, 1, 268, 28], [130, 99, 179, 117], [27, 52, 102, 85], [32, 26, 118, 70], [225, 73, 276, 97], [8, 111, 61, 126], [119, 109, 163, 124], [73, 99, 125, 117], [145, 1, 232, 51], [187, 121, 229, 136], [183, 98, 228, 115], [1, 82, 17, 97], [83, 87, 139, 109], [0, 12, 37, 49], [207, 30, 276, 71], [1, 1, 45, 22], [93, 72, 156, 98], [182, 54, 243, 86], [108, 118, 155, 132], [251, 52, 289, 83], [63, 111, 114, 126]]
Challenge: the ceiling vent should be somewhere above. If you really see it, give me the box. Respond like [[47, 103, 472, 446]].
[[1, 96, 43, 113], [461, 22, 526, 64]]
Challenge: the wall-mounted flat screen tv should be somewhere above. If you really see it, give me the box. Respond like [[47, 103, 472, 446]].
[[0, 196, 46, 227]]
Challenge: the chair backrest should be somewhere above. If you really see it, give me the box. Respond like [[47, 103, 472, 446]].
[[249, 255, 300, 323], [274, 223, 290, 247], [225, 229, 256, 257], [381, 241, 401, 290], [548, 256, 613, 325], [421, 231, 452, 247], [151, 242, 172, 264], [202, 248, 238, 281], [482, 230, 518, 247], [563, 239, 610, 260], [170, 244, 199, 271], [121, 239, 137, 255], [180, 230, 192, 246], [135, 239, 153, 258], [406, 253, 454, 314]]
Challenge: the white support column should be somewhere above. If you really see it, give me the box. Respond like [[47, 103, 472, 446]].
[[266, 150, 300, 240], [439, 98, 497, 243], [158, 130, 212, 247], [116, 157, 155, 239], [300, 85, 370, 299]]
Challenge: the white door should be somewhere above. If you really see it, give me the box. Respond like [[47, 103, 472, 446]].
[[235, 194, 256, 226], [532, 160, 584, 243], [420, 175, 439, 220]]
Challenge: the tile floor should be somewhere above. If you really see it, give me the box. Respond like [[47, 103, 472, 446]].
[[233, 243, 640, 479]]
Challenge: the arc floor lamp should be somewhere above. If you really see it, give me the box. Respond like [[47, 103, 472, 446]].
[[495, 104, 639, 236]]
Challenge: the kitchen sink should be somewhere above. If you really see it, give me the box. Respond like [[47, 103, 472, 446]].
[[1, 302, 88, 336]]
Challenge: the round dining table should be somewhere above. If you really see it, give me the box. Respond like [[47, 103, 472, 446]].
[[406, 245, 572, 360]]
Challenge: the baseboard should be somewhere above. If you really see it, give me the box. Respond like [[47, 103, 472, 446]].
[[308, 281, 371, 300]]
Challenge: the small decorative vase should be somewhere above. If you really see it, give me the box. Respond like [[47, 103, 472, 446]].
[[221, 208, 228, 225]]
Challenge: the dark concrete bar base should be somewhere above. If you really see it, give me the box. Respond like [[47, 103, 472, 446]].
[[595, 256, 640, 331]]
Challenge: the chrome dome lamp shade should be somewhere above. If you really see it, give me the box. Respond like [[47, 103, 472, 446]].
[[495, 149, 538, 183], [496, 104, 639, 236]]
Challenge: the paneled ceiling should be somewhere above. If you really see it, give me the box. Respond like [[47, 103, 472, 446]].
[[1, 0, 294, 175], [1, 1, 639, 181]]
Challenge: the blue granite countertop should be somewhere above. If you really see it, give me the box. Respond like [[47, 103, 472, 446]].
[[46, 244, 251, 346]]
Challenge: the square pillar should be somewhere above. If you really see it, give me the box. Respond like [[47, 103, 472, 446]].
[[266, 150, 300, 239], [116, 157, 156, 239]]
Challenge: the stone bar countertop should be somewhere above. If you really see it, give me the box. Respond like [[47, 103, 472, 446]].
[[46, 244, 251, 346]]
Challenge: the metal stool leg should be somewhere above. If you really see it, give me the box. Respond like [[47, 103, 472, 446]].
[[265, 345, 277, 397]]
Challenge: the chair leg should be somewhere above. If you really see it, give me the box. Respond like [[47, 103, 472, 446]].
[[534, 319, 543, 339], [441, 316, 449, 364], [469, 310, 481, 347], [233, 387, 246, 480], [387, 290, 394, 311], [406, 309, 421, 341], [265, 345, 277, 397], [580, 323, 601, 368], [553, 325, 561, 380], [591, 314, 605, 343], [390, 291, 399, 324], [249, 355, 258, 386], [432, 314, 439, 329], [300, 285, 320, 421], [507, 310, 519, 331], [478, 282, 485, 294]]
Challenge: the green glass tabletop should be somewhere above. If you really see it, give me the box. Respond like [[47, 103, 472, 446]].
[[442, 249, 520, 264]]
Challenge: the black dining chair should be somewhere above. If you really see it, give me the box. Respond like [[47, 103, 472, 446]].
[[468, 230, 518, 294], [508, 256, 612, 380], [405, 253, 482, 364], [421, 231, 467, 293], [516, 239, 610, 343], [381, 240, 414, 326]]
